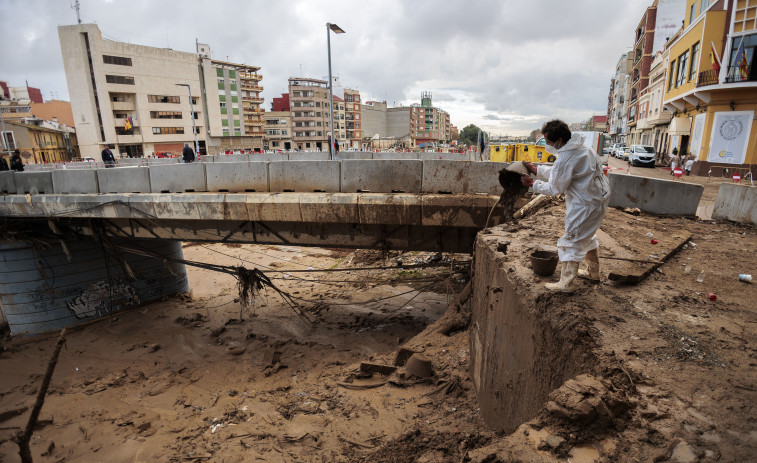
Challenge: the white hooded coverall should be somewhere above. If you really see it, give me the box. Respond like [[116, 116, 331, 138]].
[[532, 133, 611, 262]]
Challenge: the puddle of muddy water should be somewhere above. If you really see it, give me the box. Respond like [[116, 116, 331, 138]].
[[568, 444, 600, 463]]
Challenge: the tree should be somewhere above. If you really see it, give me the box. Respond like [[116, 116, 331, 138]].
[[458, 124, 481, 146], [528, 129, 541, 142]]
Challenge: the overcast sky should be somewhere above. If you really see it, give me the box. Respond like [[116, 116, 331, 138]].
[[1, 0, 652, 135]]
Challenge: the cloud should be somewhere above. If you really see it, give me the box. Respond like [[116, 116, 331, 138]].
[[0, 0, 653, 134]]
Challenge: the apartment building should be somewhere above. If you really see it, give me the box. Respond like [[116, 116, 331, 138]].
[[263, 111, 292, 151], [332, 95, 347, 148], [0, 81, 43, 103], [343, 88, 362, 149], [288, 77, 331, 151], [362, 93, 450, 149], [609, 53, 633, 142], [58, 24, 264, 158], [664, 0, 757, 174], [411, 92, 451, 147], [3, 119, 78, 163], [628, 0, 687, 137], [199, 50, 264, 152]]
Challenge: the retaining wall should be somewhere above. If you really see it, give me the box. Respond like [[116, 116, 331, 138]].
[[712, 183, 757, 225]]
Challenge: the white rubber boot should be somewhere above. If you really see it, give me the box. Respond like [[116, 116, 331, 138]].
[[578, 248, 600, 282], [545, 261, 579, 292]]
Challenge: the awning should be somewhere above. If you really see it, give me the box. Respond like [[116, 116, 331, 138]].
[[668, 116, 692, 135]]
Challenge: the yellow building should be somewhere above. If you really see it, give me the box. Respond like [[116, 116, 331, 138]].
[[664, 0, 757, 175], [4, 120, 78, 164]]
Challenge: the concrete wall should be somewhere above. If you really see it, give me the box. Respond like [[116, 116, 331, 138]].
[[2, 159, 512, 196], [712, 183, 757, 225], [608, 173, 703, 216]]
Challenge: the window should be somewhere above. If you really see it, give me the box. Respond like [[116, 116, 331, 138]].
[[148, 95, 180, 104], [106, 75, 135, 85], [689, 42, 700, 81], [218, 82, 225, 90], [111, 95, 126, 102], [668, 60, 676, 90], [232, 108, 239, 115], [218, 88, 226, 95], [103, 55, 132, 66], [150, 111, 182, 119], [219, 95, 226, 102], [220, 107, 228, 115], [281, 130, 287, 135], [229, 80, 236, 85], [1, 131, 15, 150], [231, 96, 238, 103], [233, 120, 240, 127], [230, 84, 237, 91], [676, 51, 689, 87], [151, 127, 184, 134], [700, 0, 711, 14], [216, 68, 224, 77], [220, 102, 227, 108], [222, 119, 229, 127], [689, 4, 696, 26], [229, 70, 236, 78]]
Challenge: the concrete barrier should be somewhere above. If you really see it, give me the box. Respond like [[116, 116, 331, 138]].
[[712, 183, 757, 225], [205, 162, 268, 192], [608, 173, 703, 216], [269, 161, 341, 192], [0, 172, 16, 194], [97, 166, 151, 193], [422, 161, 502, 195], [287, 152, 330, 161], [334, 152, 373, 160], [418, 152, 470, 161], [214, 154, 249, 163], [147, 158, 180, 166], [371, 152, 419, 160], [52, 169, 99, 194], [341, 159, 423, 193], [14, 171, 54, 194], [149, 163, 206, 193]]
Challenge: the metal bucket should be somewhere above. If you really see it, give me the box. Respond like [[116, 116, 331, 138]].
[[530, 249, 559, 276]]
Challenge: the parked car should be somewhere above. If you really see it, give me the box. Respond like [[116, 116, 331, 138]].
[[630, 145, 656, 167], [611, 143, 626, 157], [621, 147, 632, 161]]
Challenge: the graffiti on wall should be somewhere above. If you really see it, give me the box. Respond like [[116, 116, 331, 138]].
[[67, 281, 141, 319]]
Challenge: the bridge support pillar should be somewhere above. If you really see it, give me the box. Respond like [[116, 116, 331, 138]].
[[0, 237, 189, 336]]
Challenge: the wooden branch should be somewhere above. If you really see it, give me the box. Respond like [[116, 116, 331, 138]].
[[435, 281, 473, 336], [513, 194, 549, 219], [16, 328, 67, 463], [608, 234, 693, 284]]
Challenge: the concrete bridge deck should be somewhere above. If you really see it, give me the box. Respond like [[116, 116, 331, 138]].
[[0, 192, 507, 253]]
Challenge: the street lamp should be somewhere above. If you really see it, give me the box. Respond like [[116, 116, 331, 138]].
[[326, 22, 345, 159], [175, 83, 200, 156]]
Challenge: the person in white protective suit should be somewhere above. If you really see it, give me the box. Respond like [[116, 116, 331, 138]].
[[520, 120, 610, 292]]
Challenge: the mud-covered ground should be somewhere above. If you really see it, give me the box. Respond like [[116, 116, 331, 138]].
[[1, 188, 755, 462]]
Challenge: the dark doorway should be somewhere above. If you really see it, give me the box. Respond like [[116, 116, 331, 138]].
[[284, 142, 291, 150], [121, 144, 144, 158], [679, 135, 690, 158]]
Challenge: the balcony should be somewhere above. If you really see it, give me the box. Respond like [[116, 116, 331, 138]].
[[241, 84, 264, 92], [111, 101, 135, 111], [725, 65, 756, 83], [242, 107, 264, 114], [242, 96, 264, 104], [697, 69, 720, 87]]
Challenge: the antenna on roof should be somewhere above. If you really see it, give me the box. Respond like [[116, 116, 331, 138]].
[[71, 0, 82, 24]]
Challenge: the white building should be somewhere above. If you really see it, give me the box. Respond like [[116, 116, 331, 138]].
[[58, 24, 263, 158]]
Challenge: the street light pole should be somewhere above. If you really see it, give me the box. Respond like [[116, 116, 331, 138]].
[[176, 83, 200, 156], [326, 22, 345, 160]]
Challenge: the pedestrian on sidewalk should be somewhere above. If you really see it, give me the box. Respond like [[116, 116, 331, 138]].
[[182, 143, 195, 163], [520, 120, 610, 292], [0, 154, 8, 171], [101, 145, 116, 168], [10, 150, 24, 171], [685, 157, 694, 176]]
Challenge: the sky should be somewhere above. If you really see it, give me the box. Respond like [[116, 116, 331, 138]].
[[0, 0, 652, 136]]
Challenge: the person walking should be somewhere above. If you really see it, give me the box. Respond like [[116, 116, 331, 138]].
[[10, 150, 24, 172], [684, 157, 694, 176], [182, 143, 195, 163], [520, 120, 610, 292], [0, 154, 9, 171], [101, 145, 116, 168]]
